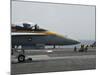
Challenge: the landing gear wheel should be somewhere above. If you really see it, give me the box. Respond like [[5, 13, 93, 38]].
[[18, 55, 25, 62]]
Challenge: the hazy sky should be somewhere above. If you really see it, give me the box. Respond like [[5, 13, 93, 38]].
[[12, 1, 96, 40]]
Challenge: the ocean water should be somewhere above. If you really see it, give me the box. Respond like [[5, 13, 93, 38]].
[[45, 40, 96, 48]]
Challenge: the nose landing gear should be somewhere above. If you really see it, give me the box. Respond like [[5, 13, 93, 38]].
[[18, 54, 25, 62]]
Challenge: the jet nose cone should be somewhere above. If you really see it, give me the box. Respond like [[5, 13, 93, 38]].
[[64, 38, 80, 45], [72, 40, 80, 44]]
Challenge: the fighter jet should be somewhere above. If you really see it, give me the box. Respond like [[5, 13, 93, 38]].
[[11, 23, 80, 49]]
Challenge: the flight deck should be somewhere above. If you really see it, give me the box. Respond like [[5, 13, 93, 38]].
[[11, 47, 96, 75]]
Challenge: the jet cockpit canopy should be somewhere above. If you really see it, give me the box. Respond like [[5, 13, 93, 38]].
[[23, 23, 32, 29], [12, 23, 47, 32]]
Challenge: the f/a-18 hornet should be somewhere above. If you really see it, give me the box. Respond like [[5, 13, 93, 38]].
[[11, 23, 80, 49]]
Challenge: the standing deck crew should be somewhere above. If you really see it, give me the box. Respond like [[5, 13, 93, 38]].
[[74, 46, 77, 52]]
